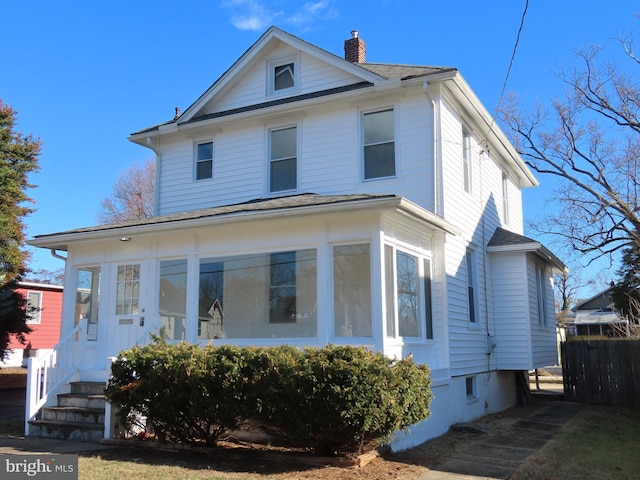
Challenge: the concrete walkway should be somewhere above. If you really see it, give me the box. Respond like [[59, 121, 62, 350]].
[[419, 401, 583, 479]]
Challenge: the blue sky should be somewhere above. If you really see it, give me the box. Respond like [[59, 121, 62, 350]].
[[3, 0, 638, 295]]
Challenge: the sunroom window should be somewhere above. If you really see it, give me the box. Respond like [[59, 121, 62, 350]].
[[385, 245, 433, 339], [333, 244, 372, 337], [199, 249, 316, 339], [159, 259, 187, 341]]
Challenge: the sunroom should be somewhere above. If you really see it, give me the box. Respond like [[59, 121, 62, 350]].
[[29, 194, 458, 378]]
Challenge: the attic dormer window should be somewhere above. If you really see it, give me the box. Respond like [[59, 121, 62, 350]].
[[268, 55, 299, 96], [275, 63, 294, 90]]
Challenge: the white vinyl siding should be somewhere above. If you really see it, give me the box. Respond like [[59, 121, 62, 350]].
[[201, 47, 361, 116], [156, 90, 436, 215], [492, 252, 532, 370]]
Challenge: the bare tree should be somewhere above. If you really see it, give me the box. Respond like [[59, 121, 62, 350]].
[[97, 158, 155, 224], [24, 268, 65, 285], [500, 38, 640, 263]]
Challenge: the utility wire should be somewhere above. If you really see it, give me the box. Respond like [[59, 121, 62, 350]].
[[484, 0, 529, 148]]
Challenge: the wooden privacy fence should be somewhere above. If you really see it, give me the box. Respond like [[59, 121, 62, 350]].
[[561, 340, 640, 407]]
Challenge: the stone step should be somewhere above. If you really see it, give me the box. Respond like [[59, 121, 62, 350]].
[[70, 381, 106, 395], [41, 406, 105, 424], [29, 419, 104, 443], [57, 393, 106, 409]]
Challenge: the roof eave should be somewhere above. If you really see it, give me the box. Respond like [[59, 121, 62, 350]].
[[28, 195, 460, 252]]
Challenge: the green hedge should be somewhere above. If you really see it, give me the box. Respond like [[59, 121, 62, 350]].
[[106, 340, 432, 455]]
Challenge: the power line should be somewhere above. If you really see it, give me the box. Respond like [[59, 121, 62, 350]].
[[485, 0, 529, 149]]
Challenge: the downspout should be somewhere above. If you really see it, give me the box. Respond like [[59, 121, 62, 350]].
[[50, 249, 67, 262], [146, 136, 161, 216]]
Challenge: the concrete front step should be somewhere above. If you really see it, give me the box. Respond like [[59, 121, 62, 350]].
[[69, 381, 106, 396], [57, 393, 106, 409], [29, 419, 105, 443], [41, 406, 105, 424]]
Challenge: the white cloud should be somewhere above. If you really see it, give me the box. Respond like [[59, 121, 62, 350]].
[[222, 0, 281, 31], [221, 0, 338, 32]]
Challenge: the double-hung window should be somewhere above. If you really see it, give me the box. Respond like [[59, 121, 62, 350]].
[[363, 109, 396, 180], [26, 291, 42, 324], [466, 249, 477, 324], [502, 172, 510, 225], [462, 127, 472, 194], [536, 263, 548, 326], [195, 141, 213, 180], [385, 245, 433, 339], [269, 126, 297, 193]]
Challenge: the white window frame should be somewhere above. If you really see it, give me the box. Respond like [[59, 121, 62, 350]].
[[267, 54, 299, 97], [362, 107, 397, 181], [194, 139, 213, 181], [502, 171, 510, 225], [462, 127, 473, 194], [466, 248, 478, 325], [536, 263, 548, 327], [466, 375, 478, 403], [26, 291, 42, 324], [267, 124, 298, 194], [384, 244, 433, 341]]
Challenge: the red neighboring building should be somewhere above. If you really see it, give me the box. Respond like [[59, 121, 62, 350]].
[[1, 282, 63, 367]]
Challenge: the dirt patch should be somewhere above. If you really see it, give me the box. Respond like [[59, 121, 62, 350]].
[[89, 407, 528, 480]]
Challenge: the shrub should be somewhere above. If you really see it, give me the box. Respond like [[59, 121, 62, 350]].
[[106, 341, 432, 455]]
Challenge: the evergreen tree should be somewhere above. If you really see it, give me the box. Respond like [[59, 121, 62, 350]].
[[0, 101, 41, 360], [611, 240, 640, 320]]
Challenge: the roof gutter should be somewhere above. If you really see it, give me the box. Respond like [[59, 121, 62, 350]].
[[28, 196, 460, 251]]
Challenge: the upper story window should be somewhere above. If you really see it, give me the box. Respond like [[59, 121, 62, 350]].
[[26, 291, 42, 324], [268, 55, 299, 96], [502, 172, 510, 225], [269, 126, 297, 193], [195, 141, 213, 180], [385, 245, 433, 339], [462, 127, 472, 194], [363, 109, 396, 180], [466, 249, 477, 324]]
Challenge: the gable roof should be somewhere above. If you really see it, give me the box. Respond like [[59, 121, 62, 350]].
[[177, 27, 384, 124], [28, 193, 460, 251], [127, 26, 536, 188], [572, 286, 617, 312], [129, 27, 458, 139], [487, 227, 566, 272]]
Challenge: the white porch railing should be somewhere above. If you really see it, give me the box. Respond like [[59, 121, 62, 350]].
[[25, 318, 87, 435]]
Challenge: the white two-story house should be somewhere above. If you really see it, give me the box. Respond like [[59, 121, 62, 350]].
[[27, 27, 564, 451]]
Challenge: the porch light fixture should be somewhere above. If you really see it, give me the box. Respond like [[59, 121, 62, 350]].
[[119, 236, 132, 242]]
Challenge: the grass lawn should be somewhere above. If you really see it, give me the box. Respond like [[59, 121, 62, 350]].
[[511, 405, 640, 480]]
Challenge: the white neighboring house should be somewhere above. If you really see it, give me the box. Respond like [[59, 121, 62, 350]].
[[566, 286, 629, 337], [27, 27, 565, 450]]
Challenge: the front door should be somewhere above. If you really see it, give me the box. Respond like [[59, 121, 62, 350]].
[[107, 263, 147, 358]]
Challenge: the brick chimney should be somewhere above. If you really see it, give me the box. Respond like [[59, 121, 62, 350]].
[[344, 30, 365, 63]]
